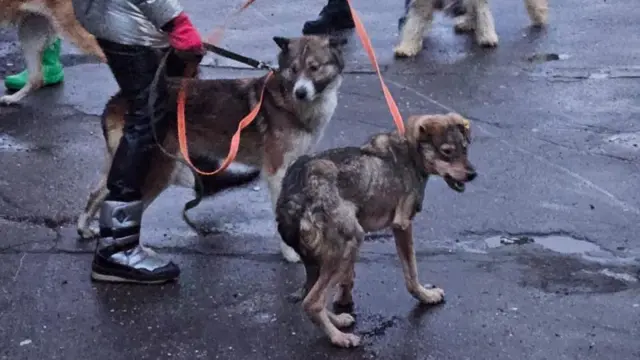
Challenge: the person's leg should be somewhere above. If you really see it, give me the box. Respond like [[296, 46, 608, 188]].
[[4, 36, 64, 91], [90, 39, 178, 284], [302, 0, 355, 35]]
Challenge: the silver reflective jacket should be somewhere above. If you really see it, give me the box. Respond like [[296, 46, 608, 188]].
[[72, 0, 183, 48]]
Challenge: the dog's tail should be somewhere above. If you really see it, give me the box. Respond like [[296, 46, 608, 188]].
[[50, 2, 106, 62]]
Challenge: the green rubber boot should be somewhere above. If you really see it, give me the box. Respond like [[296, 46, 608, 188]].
[[4, 38, 64, 91]]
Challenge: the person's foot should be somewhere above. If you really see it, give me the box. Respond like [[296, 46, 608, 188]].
[[91, 242, 180, 284], [91, 200, 180, 284], [302, 0, 355, 35], [4, 38, 64, 91]]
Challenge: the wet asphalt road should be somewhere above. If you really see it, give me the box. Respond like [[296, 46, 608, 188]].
[[1, 0, 640, 359]]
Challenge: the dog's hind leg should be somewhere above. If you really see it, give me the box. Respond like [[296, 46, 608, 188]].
[[77, 174, 109, 239], [0, 13, 53, 105], [302, 245, 360, 347], [524, 0, 548, 26], [393, 0, 435, 57], [265, 166, 302, 263], [287, 262, 319, 303], [332, 259, 355, 313], [392, 224, 445, 305], [50, 3, 106, 62], [470, 0, 499, 47]]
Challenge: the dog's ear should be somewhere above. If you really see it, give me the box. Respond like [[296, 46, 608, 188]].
[[406, 115, 439, 145], [446, 112, 471, 142], [273, 36, 290, 51], [328, 36, 348, 48]]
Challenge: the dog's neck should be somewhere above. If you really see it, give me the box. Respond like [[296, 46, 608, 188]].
[[388, 132, 431, 181]]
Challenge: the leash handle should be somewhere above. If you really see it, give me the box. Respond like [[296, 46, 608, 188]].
[[345, 0, 405, 135], [177, 71, 273, 176]]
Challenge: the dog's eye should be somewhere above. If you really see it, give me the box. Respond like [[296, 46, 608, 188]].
[[440, 144, 454, 157]]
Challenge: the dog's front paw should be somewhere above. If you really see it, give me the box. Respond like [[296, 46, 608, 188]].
[[393, 40, 423, 58], [77, 226, 99, 240], [476, 31, 499, 47], [280, 241, 301, 263], [453, 15, 475, 33], [0, 94, 20, 106], [331, 313, 356, 328], [330, 331, 361, 348], [411, 284, 445, 305]]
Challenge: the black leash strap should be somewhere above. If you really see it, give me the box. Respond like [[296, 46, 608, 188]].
[[203, 42, 274, 71]]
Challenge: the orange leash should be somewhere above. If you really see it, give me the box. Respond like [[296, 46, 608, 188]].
[[345, 0, 405, 135], [206, 0, 257, 44], [177, 71, 273, 176], [176, 0, 267, 176]]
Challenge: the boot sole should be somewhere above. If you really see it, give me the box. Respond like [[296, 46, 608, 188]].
[[91, 271, 177, 284]]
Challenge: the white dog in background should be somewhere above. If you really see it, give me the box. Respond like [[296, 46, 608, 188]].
[[394, 0, 549, 57]]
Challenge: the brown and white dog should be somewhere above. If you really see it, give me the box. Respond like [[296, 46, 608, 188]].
[[76, 35, 346, 264], [275, 113, 477, 347], [394, 0, 549, 57], [0, 0, 106, 105]]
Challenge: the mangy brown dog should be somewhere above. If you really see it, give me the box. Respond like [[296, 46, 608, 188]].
[[275, 113, 477, 348]]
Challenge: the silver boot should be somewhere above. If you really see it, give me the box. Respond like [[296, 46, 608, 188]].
[[91, 200, 180, 284]]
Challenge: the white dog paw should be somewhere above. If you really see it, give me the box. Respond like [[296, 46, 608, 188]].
[[77, 225, 99, 240], [411, 285, 445, 305], [330, 332, 361, 348], [476, 31, 499, 47], [0, 94, 20, 106], [393, 40, 423, 58], [332, 313, 356, 328], [280, 242, 301, 263]]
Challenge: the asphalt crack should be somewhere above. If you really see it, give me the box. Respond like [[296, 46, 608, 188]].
[[0, 214, 75, 229], [533, 135, 635, 162], [458, 229, 591, 242]]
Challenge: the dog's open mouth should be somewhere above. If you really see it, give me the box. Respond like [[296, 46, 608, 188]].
[[444, 175, 465, 193]]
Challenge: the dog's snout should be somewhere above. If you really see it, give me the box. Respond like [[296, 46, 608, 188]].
[[466, 169, 477, 182], [294, 88, 307, 100]]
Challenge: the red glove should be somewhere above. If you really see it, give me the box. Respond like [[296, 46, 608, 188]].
[[163, 12, 204, 54]]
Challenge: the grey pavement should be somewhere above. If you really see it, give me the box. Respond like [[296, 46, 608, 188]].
[[1, 0, 640, 359]]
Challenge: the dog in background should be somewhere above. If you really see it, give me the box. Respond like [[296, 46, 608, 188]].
[[275, 113, 477, 347], [76, 35, 346, 264], [394, 0, 549, 57], [0, 0, 106, 105]]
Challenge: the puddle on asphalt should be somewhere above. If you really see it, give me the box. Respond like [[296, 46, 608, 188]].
[[485, 235, 603, 256], [460, 234, 640, 291], [526, 53, 570, 63], [0, 134, 33, 152], [606, 132, 640, 150], [462, 234, 637, 266]]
